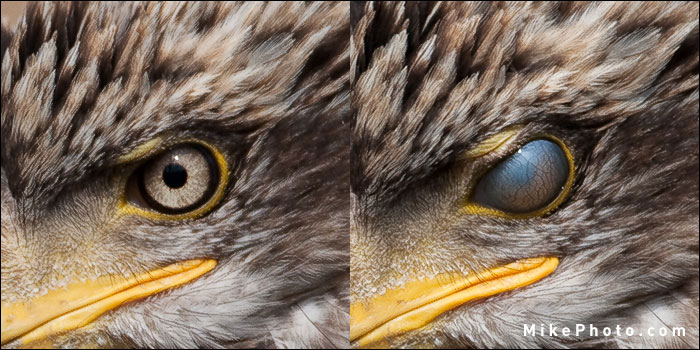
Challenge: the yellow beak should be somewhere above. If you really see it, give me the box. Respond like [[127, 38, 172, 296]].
[[350, 257, 558, 347], [1, 259, 217, 346]]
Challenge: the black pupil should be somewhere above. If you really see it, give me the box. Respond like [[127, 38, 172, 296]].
[[162, 163, 187, 189]]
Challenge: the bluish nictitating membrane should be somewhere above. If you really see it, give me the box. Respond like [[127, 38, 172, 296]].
[[472, 139, 570, 214]]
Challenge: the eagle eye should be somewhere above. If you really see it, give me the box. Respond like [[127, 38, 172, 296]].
[[123, 142, 228, 218], [469, 138, 573, 216]]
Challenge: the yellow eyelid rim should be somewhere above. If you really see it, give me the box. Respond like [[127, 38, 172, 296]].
[[462, 133, 576, 219], [462, 129, 518, 158], [116, 137, 164, 164], [117, 138, 229, 221]]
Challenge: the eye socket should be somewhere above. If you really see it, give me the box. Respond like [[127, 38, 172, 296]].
[[126, 143, 221, 215], [469, 138, 572, 216]]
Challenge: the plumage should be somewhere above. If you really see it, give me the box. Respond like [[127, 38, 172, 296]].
[[351, 1, 699, 348], [1, 2, 349, 348]]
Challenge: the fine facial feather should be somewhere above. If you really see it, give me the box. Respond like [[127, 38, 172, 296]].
[[1, 2, 349, 348], [351, 1, 698, 348]]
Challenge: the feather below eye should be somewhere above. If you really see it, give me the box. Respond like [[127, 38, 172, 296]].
[[471, 139, 570, 215]]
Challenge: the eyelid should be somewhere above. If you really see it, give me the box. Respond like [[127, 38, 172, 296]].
[[462, 129, 518, 159], [462, 134, 575, 219], [117, 139, 229, 221], [116, 137, 164, 165]]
